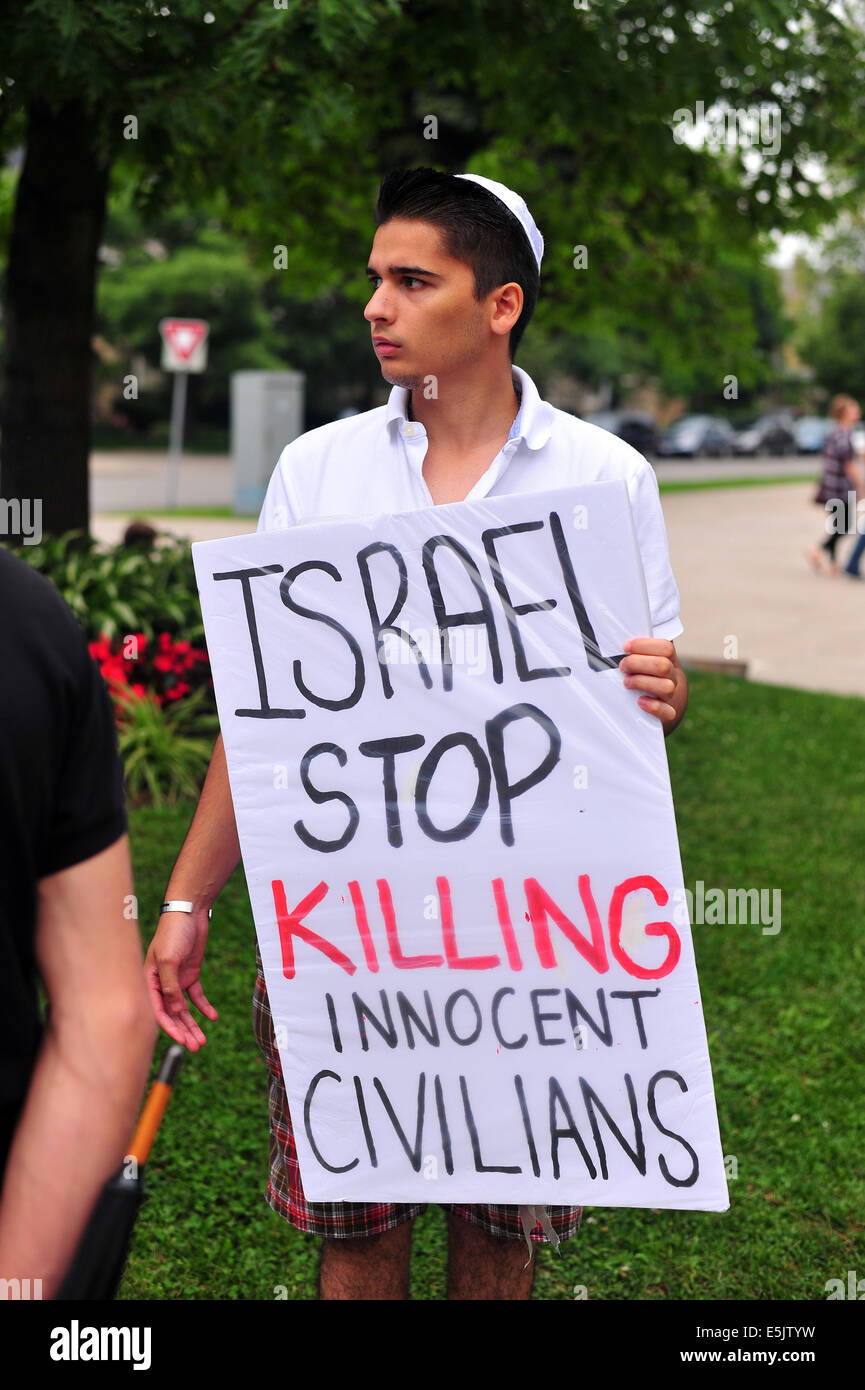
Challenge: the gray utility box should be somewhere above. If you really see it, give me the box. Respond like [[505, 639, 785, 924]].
[[232, 370, 305, 515]]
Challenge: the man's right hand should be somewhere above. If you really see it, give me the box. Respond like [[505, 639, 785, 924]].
[[145, 909, 218, 1051], [144, 732, 240, 1050]]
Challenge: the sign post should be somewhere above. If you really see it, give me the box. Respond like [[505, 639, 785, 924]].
[[193, 482, 728, 1211], [158, 318, 209, 508]]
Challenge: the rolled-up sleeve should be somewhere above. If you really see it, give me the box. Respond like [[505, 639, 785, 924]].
[[626, 462, 684, 641]]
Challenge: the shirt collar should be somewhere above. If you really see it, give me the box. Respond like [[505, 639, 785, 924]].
[[385, 364, 555, 450]]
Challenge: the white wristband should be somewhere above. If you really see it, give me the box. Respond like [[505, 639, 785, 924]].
[[160, 900, 212, 918]]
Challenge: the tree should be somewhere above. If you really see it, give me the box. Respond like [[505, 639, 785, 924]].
[[0, 0, 387, 539], [95, 185, 389, 433], [786, 208, 865, 399], [797, 271, 865, 400], [96, 217, 287, 438], [3, 0, 865, 538]]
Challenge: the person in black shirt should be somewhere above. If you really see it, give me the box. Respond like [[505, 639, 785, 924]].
[[0, 545, 155, 1298]]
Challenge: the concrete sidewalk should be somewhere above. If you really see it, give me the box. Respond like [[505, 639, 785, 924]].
[[662, 481, 864, 698], [92, 479, 865, 702], [90, 451, 233, 512]]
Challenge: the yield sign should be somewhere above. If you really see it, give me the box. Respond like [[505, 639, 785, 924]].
[[159, 318, 210, 373]]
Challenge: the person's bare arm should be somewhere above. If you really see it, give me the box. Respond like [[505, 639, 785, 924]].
[[620, 637, 688, 735], [145, 732, 241, 1052], [0, 835, 155, 1299]]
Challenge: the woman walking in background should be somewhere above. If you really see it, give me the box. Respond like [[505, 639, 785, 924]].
[[809, 394, 863, 576]]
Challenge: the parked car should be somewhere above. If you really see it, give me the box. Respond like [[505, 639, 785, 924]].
[[582, 410, 659, 457], [793, 416, 834, 454], [656, 415, 737, 458], [733, 414, 797, 457]]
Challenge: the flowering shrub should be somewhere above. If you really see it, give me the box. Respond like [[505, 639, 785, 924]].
[[87, 633, 218, 804], [88, 631, 212, 711], [13, 530, 220, 803]]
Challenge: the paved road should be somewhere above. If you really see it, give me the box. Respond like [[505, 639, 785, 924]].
[[91, 453, 863, 701], [91, 450, 235, 513], [89, 447, 820, 514], [652, 454, 818, 483]]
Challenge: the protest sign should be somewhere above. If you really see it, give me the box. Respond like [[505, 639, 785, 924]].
[[192, 482, 728, 1209]]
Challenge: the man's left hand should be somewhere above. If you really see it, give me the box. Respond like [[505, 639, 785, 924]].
[[620, 637, 688, 734]]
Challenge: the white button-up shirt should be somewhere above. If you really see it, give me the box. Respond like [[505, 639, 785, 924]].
[[257, 364, 682, 640]]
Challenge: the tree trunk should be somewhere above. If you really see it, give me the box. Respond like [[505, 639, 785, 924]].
[[0, 98, 111, 542]]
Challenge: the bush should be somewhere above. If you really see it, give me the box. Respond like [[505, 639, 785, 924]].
[[115, 685, 218, 807], [14, 530, 205, 642], [13, 529, 218, 802], [89, 631, 211, 709]]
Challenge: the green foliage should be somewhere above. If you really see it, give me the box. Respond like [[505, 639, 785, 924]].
[[0, 163, 21, 268], [96, 223, 288, 423], [5, 0, 865, 483], [116, 685, 218, 808], [796, 270, 865, 401], [96, 186, 386, 429], [13, 530, 205, 643], [96, 223, 289, 432]]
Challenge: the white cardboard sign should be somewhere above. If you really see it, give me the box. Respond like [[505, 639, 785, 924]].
[[192, 482, 728, 1210]]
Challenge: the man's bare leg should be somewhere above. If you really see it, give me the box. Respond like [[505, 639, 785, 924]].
[[319, 1220, 414, 1300], [446, 1212, 535, 1300]]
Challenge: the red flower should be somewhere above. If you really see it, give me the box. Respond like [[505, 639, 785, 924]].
[[164, 681, 191, 702], [92, 630, 207, 714], [101, 659, 129, 685]]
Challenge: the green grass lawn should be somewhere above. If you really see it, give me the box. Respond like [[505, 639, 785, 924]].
[[120, 669, 865, 1301], [658, 472, 817, 494]]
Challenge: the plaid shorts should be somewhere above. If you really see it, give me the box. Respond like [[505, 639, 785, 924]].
[[252, 949, 582, 1243]]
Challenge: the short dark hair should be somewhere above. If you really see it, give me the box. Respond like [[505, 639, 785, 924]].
[[373, 168, 540, 359]]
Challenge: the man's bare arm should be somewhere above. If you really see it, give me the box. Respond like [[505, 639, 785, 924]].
[[0, 835, 156, 1298], [145, 732, 241, 1051]]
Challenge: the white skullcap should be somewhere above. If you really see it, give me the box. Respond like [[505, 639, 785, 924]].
[[455, 172, 544, 271]]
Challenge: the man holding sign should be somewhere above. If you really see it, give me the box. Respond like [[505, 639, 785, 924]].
[[147, 169, 700, 1301]]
